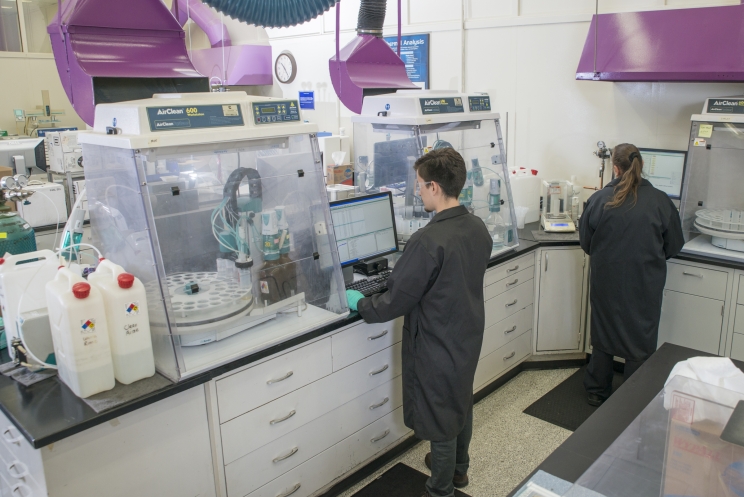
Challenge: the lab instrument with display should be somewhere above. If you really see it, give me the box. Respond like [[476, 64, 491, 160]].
[[678, 97, 744, 262], [351, 91, 519, 256], [77, 92, 349, 381], [540, 180, 578, 233]]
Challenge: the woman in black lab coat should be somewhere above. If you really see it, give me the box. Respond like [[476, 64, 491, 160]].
[[580, 143, 684, 406]]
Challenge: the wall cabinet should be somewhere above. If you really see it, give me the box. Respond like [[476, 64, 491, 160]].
[[534, 247, 588, 353]]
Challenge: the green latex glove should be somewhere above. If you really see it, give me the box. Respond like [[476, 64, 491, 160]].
[[346, 290, 365, 312]]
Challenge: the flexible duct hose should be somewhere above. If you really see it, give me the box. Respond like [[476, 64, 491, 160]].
[[357, 0, 386, 36], [200, 0, 338, 28]]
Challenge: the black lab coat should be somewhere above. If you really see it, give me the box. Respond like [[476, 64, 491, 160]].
[[357, 206, 492, 442], [580, 178, 684, 361]]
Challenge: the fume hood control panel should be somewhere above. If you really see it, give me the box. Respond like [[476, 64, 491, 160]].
[[251, 100, 301, 125]]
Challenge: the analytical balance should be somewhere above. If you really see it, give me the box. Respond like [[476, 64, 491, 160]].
[[540, 180, 577, 233], [679, 97, 744, 263], [78, 92, 348, 380], [351, 90, 519, 256]]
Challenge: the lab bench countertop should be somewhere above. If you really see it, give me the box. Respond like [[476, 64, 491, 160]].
[[1, 222, 740, 450], [507, 343, 736, 496]]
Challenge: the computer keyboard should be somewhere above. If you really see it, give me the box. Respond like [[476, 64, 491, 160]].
[[346, 270, 392, 297]]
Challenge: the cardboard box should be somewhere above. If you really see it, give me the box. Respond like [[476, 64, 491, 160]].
[[327, 164, 354, 186]]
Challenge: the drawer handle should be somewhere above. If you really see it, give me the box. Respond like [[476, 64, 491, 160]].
[[506, 279, 519, 287], [368, 330, 388, 341], [504, 351, 516, 361], [11, 483, 31, 497], [504, 325, 517, 335], [370, 397, 390, 410], [3, 426, 22, 445], [371, 429, 390, 443], [276, 483, 301, 497], [270, 410, 297, 425], [507, 265, 520, 273], [682, 271, 703, 278], [7, 461, 28, 479], [267, 371, 294, 385], [505, 299, 518, 308], [369, 364, 389, 376], [273, 446, 299, 463]]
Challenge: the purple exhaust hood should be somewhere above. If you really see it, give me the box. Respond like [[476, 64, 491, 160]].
[[49, 0, 207, 126], [577, 4, 744, 82]]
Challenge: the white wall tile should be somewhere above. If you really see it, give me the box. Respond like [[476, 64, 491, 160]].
[[469, 0, 516, 19], [409, 0, 462, 24], [519, 0, 596, 16]]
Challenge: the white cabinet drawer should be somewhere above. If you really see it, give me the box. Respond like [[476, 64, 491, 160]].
[[246, 443, 344, 497], [735, 306, 744, 336], [666, 262, 728, 301], [484, 253, 535, 288], [332, 319, 402, 371], [474, 330, 531, 391], [221, 342, 403, 465], [225, 378, 403, 497], [0, 413, 43, 494], [0, 447, 44, 497], [217, 338, 333, 423], [485, 266, 534, 301], [342, 407, 410, 475], [739, 276, 744, 306], [485, 279, 534, 329], [480, 305, 533, 360]]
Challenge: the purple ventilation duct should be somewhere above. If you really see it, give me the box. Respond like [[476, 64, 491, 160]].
[[48, 0, 208, 126], [577, 4, 744, 82], [172, 0, 272, 87], [329, 0, 417, 114]]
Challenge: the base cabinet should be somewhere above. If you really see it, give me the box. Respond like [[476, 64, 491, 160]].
[[658, 289, 724, 355], [535, 247, 587, 353]]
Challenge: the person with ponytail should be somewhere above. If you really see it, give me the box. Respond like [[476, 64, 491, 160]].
[[579, 143, 684, 406]]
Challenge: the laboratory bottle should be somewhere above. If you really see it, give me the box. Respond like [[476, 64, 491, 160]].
[[88, 259, 155, 385], [257, 210, 283, 306], [276, 206, 298, 298], [485, 178, 507, 251], [46, 268, 115, 398], [458, 171, 474, 209]]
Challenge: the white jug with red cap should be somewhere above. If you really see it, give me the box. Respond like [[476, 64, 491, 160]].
[[88, 259, 155, 385], [45, 267, 115, 398]]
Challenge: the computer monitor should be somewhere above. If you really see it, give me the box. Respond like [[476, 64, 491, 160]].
[[330, 192, 399, 268], [0, 138, 46, 175], [638, 148, 687, 199]]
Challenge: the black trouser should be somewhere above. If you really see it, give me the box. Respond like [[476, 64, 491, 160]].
[[426, 405, 473, 497], [584, 349, 645, 399]]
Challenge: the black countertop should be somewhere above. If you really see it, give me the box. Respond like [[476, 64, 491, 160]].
[[507, 343, 737, 496], [1, 222, 739, 449]]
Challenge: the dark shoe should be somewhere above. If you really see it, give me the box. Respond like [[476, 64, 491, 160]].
[[587, 393, 606, 407], [424, 453, 470, 489]]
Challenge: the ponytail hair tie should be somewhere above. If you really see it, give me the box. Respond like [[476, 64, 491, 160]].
[[628, 152, 641, 163]]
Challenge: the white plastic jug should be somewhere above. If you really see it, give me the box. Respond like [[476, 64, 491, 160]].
[[46, 268, 115, 398], [0, 250, 59, 362], [89, 259, 155, 384]]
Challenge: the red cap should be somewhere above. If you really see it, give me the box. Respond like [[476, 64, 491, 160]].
[[99, 257, 105, 261], [0, 258, 4, 265], [72, 282, 91, 299], [531, 169, 538, 176], [117, 273, 135, 289]]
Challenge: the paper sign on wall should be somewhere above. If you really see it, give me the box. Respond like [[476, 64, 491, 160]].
[[698, 124, 713, 138], [299, 91, 315, 110], [384, 34, 430, 89]]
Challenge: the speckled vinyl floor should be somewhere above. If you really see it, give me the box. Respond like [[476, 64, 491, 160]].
[[336, 368, 578, 497]]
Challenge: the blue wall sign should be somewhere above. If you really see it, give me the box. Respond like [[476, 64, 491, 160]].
[[383, 33, 430, 89], [299, 91, 315, 110]]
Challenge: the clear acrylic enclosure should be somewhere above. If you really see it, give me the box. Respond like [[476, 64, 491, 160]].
[[564, 375, 744, 497], [82, 134, 348, 380], [680, 119, 744, 261], [352, 118, 519, 257]]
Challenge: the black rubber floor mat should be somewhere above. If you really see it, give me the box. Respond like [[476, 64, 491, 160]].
[[523, 366, 624, 431], [351, 463, 471, 497]]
